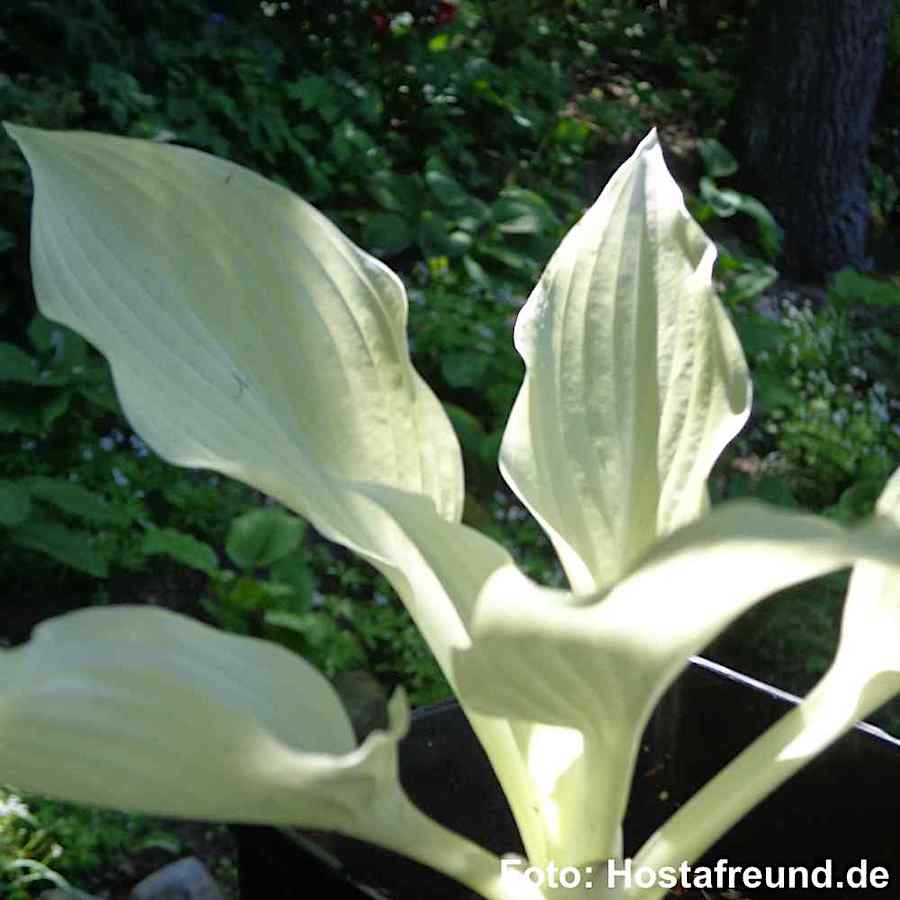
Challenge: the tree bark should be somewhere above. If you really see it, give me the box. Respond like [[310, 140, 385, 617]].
[[725, 0, 892, 279]]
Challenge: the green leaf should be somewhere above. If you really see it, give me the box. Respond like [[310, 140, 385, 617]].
[[227, 574, 270, 611], [753, 370, 799, 411], [368, 170, 423, 214], [23, 476, 130, 526], [720, 261, 779, 304], [754, 475, 798, 508], [10, 517, 107, 577], [0, 342, 40, 383], [264, 610, 368, 672], [39, 390, 72, 430], [0, 402, 32, 434], [78, 377, 122, 414], [226, 507, 306, 570], [269, 551, 316, 609], [698, 138, 738, 178], [363, 212, 413, 257], [440, 352, 489, 389], [27, 315, 88, 370], [0, 480, 31, 526], [732, 313, 784, 356], [285, 75, 330, 110], [826, 479, 885, 523], [418, 211, 466, 258], [735, 195, 783, 260], [141, 526, 218, 576], [425, 170, 474, 213], [476, 241, 535, 273], [443, 403, 486, 458], [831, 268, 900, 308], [428, 32, 451, 52], [461, 254, 490, 286], [699, 176, 742, 218], [491, 188, 559, 236]]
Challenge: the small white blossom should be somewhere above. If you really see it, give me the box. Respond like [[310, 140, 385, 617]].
[[391, 11, 414, 32], [0, 793, 31, 819]]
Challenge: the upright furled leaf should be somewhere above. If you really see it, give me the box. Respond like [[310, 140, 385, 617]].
[[500, 130, 751, 594]]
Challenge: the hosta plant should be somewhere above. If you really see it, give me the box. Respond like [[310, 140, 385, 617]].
[[3, 124, 900, 900]]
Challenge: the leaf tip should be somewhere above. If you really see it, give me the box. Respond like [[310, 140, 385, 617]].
[[386, 686, 411, 740], [636, 126, 661, 154]]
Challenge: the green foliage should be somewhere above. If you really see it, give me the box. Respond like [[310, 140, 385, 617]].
[[141, 527, 219, 577], [148, 507, 317, 639], [0, 316, 134, 578], [225, 507, 306, 570], [689, 138, 782, 304], [711, 276, 900, 710], [719, 298, 896, 519], [0, 316, 118, 437], [1, 787, 179, 900], [745, 293, 898, 511], [1, 791, 70, 899]]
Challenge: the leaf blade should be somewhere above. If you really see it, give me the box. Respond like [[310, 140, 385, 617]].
[[500, 130, 751, 593]]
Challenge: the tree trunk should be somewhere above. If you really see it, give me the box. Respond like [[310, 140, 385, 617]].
[[725, 0, 892, 279]]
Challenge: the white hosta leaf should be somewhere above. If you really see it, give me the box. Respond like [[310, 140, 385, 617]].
[[633, 469, 900, 894], [4, 124, 462, 546], [452, 499, 900, 866], [500, 130, 751, 594], [348, 483, 552, 866], [0, 606, 383, 824], [4, 125, 552, 867], [831, 467, 900, 681], [0, 605, 558, 900]]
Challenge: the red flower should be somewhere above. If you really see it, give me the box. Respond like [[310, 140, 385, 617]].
[[434, 2, 457, 27], [370, 10, 390, 36]]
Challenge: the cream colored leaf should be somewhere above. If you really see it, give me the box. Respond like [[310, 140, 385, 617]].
[[0, 605, 362, 823], [452, 499, 900, 867], [632, 470, 900, 898], [3, 125, 552, 868], [0, 606, 554, 900], [4, 124, 462, 545], [500, 130, 750, 594]]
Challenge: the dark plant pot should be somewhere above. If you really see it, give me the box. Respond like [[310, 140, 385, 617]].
[[233, 657, 900, 899]]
